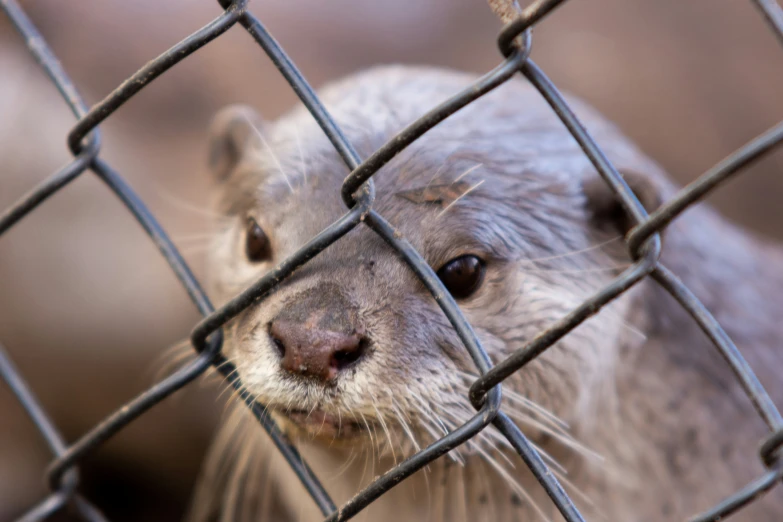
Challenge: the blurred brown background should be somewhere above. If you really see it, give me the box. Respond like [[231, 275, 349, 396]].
[[1, 0, 782, 520]]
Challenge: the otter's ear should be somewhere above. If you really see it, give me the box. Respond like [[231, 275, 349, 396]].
[[583, 169, 663, 236], [208, 105, 265, 181]]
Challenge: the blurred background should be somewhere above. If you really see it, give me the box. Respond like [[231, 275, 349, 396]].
[[1, 0, 782, 520]]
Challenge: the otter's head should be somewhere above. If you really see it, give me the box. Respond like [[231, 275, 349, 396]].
[[204, 66, 665, 460]]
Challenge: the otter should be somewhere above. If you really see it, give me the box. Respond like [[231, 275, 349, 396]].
[[186, 66, 783, 521]]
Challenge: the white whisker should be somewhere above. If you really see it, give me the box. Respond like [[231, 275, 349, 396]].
[[451, 163, 483, 184], [368, 389, 398, 464], [357, 411, 378, 468], [504, 409, 604, 463], [423, 145, 466, 189], [599, 304, 648, 341], [294, 127, 308, 187], [425, 163, 448, 189], [243, 114, 294, 193], [390, 397, 421, 452], [474, 443, 551, 522], [152, 183, 229, 221], [173, 232, 220, 244], [521, 264, 631, 274], [412, 393, 450, 436], [179, 243, 218, 256], [520, 236, 622, 264], [411, 402, 464, 465], [437, 179, 485, 218], [454, 370, 570, 432]]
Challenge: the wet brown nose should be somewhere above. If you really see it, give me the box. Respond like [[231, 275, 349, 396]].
[[269, 319, 366, 381]]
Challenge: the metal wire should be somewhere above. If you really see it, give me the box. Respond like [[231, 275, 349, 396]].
[[1, 0, 782, 520]]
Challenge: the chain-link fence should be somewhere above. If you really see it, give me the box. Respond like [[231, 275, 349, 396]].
[[2, 0, 783, 520]]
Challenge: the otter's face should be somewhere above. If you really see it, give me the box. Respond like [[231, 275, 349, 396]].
[[204, 67, 664, 459]]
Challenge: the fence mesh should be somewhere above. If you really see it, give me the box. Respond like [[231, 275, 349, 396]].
[[2, 0, 783, 520]]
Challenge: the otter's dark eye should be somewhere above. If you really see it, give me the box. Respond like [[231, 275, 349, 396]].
[[245, 217, 271, 263], [437, 255, 485, 299]]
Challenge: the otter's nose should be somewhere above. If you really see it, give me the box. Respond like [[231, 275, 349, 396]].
[[269, 320, 366, 381]]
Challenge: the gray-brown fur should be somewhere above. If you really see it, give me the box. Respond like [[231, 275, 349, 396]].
[[188, 66, 783, 521]]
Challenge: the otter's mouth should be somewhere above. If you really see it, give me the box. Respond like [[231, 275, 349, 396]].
[[273, 407, 370, 440]]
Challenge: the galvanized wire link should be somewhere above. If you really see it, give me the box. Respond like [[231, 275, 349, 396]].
[[1, 0, 783, 520]]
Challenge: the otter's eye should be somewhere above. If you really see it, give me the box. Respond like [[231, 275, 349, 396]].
[[245, 217, 271, 263], [436, 255, 485, 299]]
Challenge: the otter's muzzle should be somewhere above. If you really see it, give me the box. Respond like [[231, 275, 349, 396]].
[[268, 285, 368, 382]]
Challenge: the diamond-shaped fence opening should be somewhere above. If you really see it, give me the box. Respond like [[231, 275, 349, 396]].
[[2, 0, 783, 521]]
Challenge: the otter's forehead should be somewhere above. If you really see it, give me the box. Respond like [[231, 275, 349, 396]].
[[267, 65, 650, 188]]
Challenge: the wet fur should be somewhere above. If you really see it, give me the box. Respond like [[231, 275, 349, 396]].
[[187, 66, 783, 521]]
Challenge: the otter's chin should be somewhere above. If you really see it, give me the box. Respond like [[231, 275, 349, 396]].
[[270, 407, 370, 443]]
